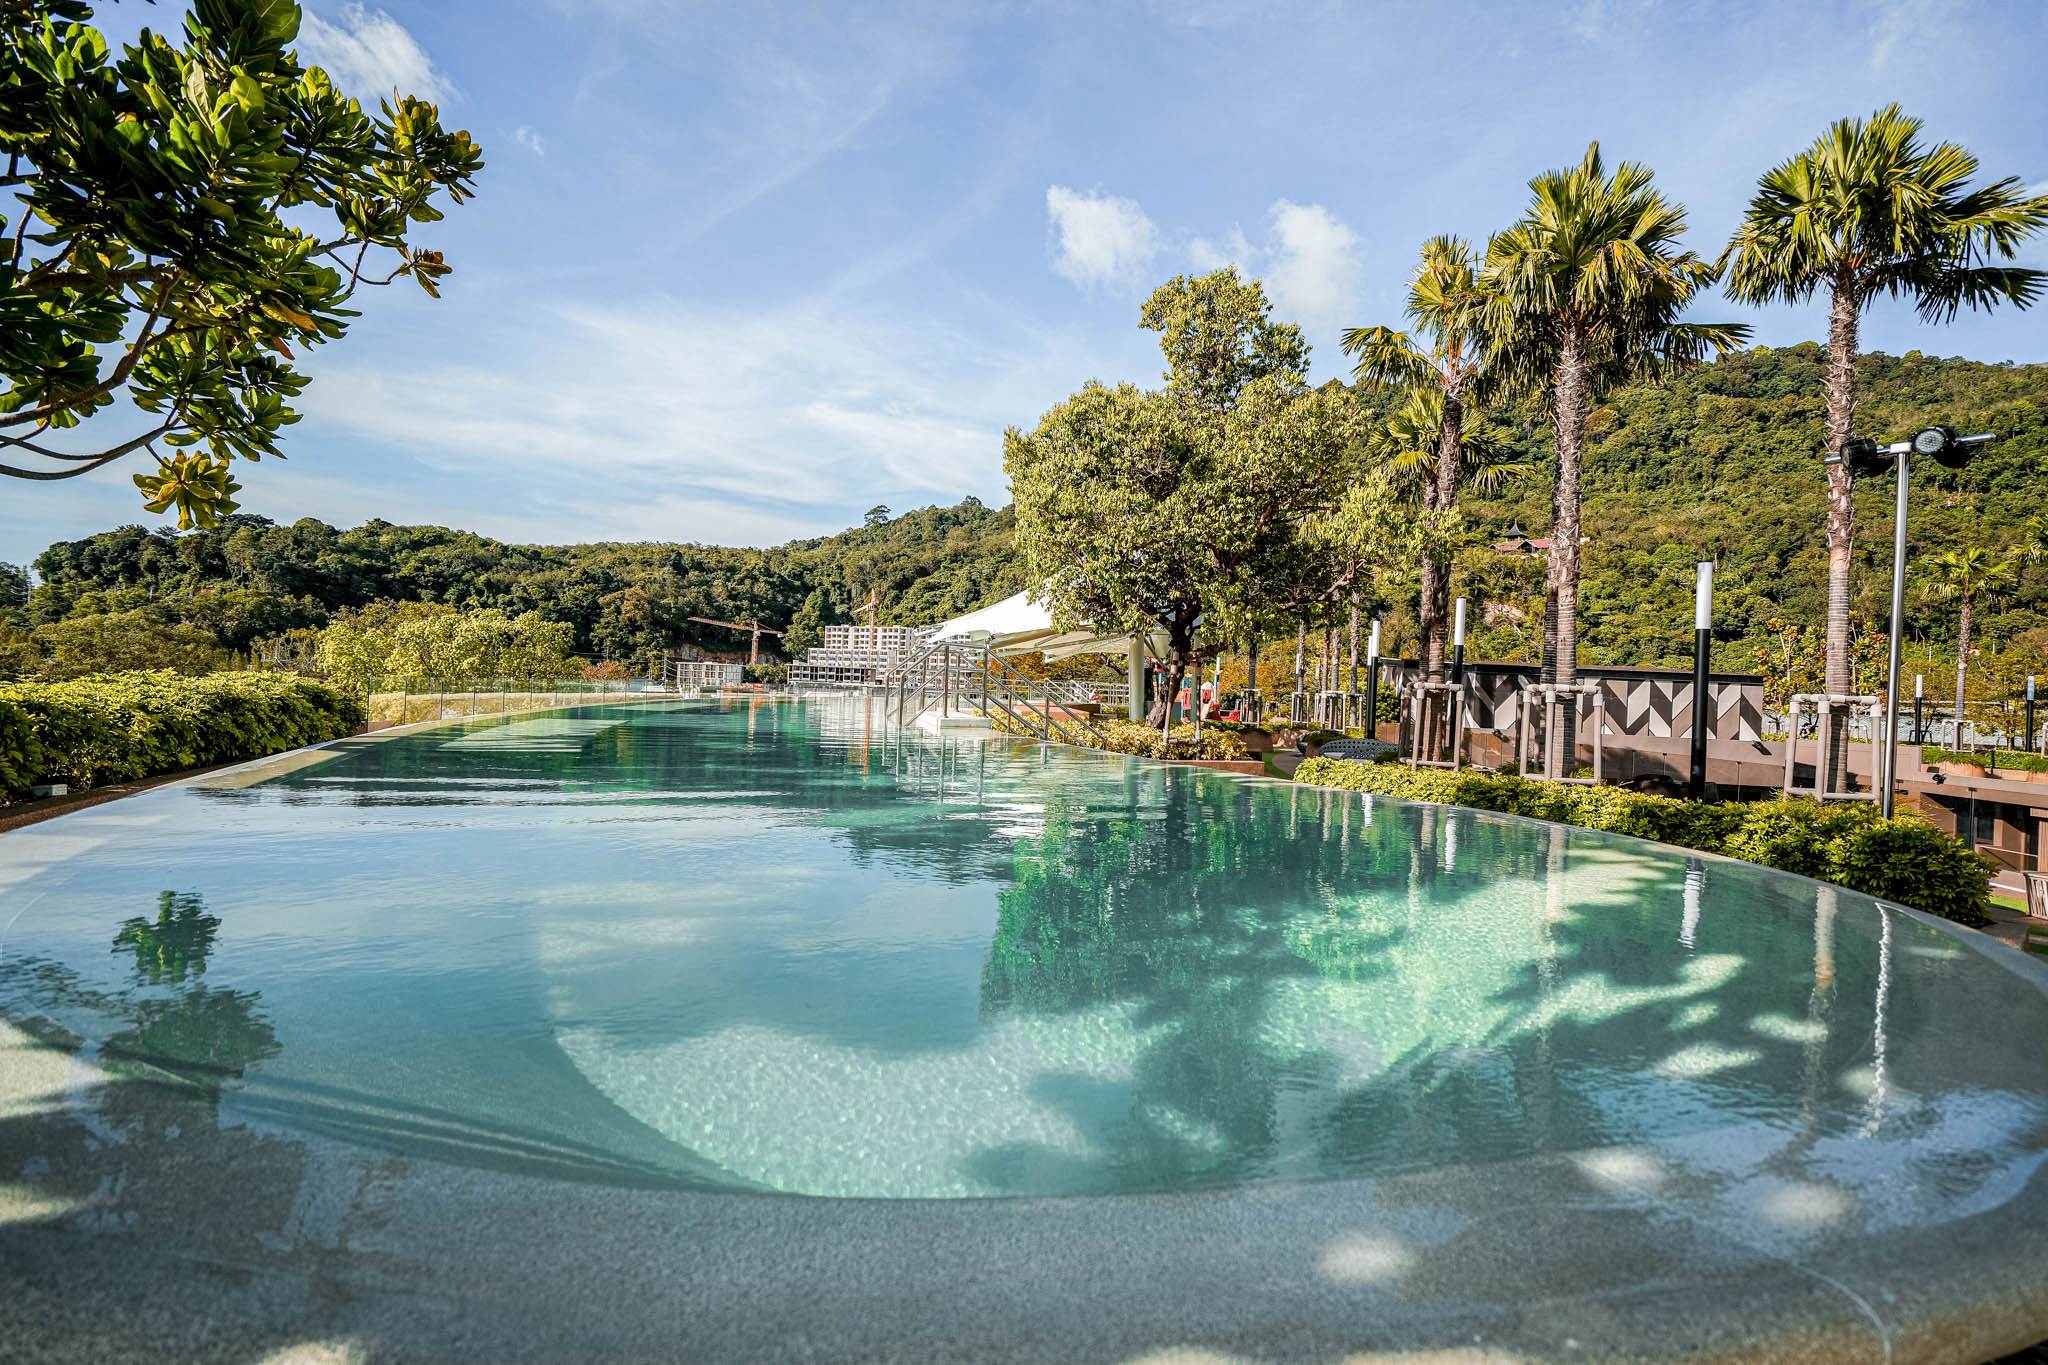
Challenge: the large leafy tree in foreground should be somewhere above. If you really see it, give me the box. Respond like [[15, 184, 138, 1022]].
[[1719, 106, 2048, 714], [0, 0, 482, 527], [1484, 143, 1746, 687], [1006, 269, 1354, 727], [1342, 235, 1500, 683]]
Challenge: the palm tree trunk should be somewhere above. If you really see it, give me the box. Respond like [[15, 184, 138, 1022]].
[[1293, 621, 1306, 714], [1549, 328, 1590, 689], [1823, 274, 1860, 790], [1420, 389, 1464, 684], [1955, 593, 1973, 729]]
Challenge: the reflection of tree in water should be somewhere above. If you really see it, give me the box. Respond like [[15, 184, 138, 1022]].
[[1, 890, 281, 1098], [102, 890, 279, 1092], [972, 776, 1892, 1194], [113, 890, 221, 985], [978, 777, 1417, 1189]]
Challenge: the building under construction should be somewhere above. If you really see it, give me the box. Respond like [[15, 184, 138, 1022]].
[[788, 624, 922, 687]]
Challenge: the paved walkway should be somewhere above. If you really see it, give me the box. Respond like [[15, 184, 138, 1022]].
[[1985, 903, 2048, 956]]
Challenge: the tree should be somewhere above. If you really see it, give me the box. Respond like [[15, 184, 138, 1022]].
[[1484, 143, 1747, 688], [32, 608, 228, 678], [1006, 270, 1353, 729], [0, 0, 483, 526], [783, 587, 829, 659], [864, 505, 892, 528], [0, 561, 29, 610], [1342, 236, 1499, 682], [1921, 546, 2017, 721], [1719, 107, 2048, 710]]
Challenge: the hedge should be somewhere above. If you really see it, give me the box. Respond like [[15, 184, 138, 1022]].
[[0, 671, 367, 803], [1293, 758, 1995, 925], [1922, 746, 2048, 776]]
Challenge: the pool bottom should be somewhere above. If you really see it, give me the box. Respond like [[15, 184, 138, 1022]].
[[5, 1013, 2047, 1365]]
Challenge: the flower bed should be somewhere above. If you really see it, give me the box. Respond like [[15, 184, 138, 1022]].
[[0, 671, 366, 802], [1294, 757, 1993, 925]]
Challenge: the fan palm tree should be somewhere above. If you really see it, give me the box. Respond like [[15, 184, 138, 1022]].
[[1719, 106, 2048, 710], [1483, 144, 1747, 687], [1342, 236, 1496, 682], [1921, 546, 2016, 722], [1363, 389, 1531, 500]]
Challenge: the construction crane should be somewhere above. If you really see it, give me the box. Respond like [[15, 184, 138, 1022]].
[[688, 616, 786, 665]]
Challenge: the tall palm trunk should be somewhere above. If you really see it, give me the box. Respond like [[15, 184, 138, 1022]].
[[1548, 328, 1591, 689], [1822, 272, 1860, 788], [1954, 592, 1973, 724], [1420, 391, 1464, 683]]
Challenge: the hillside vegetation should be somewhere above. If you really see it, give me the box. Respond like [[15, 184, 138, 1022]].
[[2, 346, 2043, 684]]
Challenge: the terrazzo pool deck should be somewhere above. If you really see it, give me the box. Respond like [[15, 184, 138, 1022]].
[[3, 698, 2047, 1363]]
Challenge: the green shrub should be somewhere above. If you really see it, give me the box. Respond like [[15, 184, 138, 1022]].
[[0, 671, 365, 802], [0, 695, 42, 797], [1293, 757, 1992, 924], [1921, 747, 2048, 775]]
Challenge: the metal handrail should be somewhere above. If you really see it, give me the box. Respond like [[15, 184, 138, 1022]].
[[883, 641, 1105, 748]]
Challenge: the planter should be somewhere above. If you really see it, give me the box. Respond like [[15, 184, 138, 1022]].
[[1164, 759, 1266, 776], [1935, 761, 1989, 779]]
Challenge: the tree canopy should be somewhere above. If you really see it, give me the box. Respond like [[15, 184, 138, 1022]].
[[1007, 270, 1357, 721], [0, 0, 482, 526]]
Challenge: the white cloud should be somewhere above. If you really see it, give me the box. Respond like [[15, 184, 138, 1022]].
[[298, 4, 455, 103], [1262, 200, 1362, 330], [1046, 186, 1161, 290], [289, 297, 1084, 545], [1187, 201, 1362, 331], [514, 125, 547, 157]]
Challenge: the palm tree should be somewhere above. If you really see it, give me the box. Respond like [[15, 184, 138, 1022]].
[[1342, 236, 1496, 683], [1921, 546, 2016, 724], [1483, 144, 1746, 688], [1719, 106, 2048, 710]]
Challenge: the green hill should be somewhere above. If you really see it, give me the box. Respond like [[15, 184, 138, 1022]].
[[4, 344, 2045, 686]]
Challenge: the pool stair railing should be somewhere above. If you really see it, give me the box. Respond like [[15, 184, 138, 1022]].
[[885, 641, 1104, 749]]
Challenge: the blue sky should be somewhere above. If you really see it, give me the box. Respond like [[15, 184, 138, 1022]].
[[7, 0, 2048, 567]]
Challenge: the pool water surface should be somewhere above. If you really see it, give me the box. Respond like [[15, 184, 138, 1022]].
[[3, 696, 2044, 1217]]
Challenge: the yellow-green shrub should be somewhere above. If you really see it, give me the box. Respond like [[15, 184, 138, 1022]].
[[0, 671, 365, 800], [1293, 757, 1992, 925]]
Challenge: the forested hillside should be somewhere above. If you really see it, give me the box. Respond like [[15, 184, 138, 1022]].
[[3, 501, 1020, 673], [3, 344, 2045, 686], [1455, 343, 2048, 677]]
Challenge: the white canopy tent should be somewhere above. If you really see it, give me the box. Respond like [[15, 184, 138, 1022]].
[[927, 590, 1170, 721]]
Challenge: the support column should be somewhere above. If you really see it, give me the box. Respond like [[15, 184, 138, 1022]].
[[1127, 639, 1145, 723]]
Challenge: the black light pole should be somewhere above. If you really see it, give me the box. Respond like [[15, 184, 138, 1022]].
[[2027, 674, 2038, 753], [1838, 425, 1997, 818], [1364, 620, 1381, 737], [1689, 560, 1713, 801], [1450, 598, 1468, 682]]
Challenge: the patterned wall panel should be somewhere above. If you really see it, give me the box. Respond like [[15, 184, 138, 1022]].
[[1377, 662, 1764, 743]]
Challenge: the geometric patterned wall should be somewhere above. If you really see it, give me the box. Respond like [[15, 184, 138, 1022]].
[[1381, 661, 1765, 743]]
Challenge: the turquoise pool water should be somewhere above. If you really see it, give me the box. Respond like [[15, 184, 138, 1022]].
[[2, 697, 2045, 1207]]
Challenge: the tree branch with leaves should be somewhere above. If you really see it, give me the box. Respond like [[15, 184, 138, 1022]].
[[0, 0, 482, 526]]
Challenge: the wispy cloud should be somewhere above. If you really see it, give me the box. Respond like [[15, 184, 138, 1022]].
[[1046, 186, 1161, 290], [290, 296, 1085, 545], [298, 3, 456, 102], [513, 125, 546, 156]]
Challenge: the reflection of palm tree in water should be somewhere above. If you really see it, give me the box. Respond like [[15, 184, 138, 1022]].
[[113, 891, 220, 985], [100, 890, 280, 1093]]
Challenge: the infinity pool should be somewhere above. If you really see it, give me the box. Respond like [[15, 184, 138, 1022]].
[[4, 697, 2048, 1361]]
